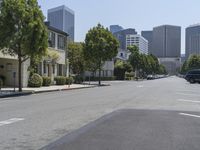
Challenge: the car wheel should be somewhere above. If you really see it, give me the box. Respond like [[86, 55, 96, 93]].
[[189, 78, 195, 84]]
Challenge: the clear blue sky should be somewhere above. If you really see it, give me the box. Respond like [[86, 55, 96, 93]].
[[38, 0, 200, 54]]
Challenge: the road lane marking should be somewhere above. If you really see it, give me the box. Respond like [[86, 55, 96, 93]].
[[176, 93, 200, 97], [0, 118, 24, 127], [137, 85, 144, 88], [178, 99, 200, 103], [179, 113, 200, 118]]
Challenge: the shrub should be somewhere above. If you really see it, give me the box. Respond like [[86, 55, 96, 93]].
[[66, 77, 74, 85], [28, 73, 43, 87], [125, 72, 134, 80], [42, 76, 51, 86], [54, 76, 66, 85]]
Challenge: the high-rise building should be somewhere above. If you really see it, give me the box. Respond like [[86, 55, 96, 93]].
[[152, 25, 181, 74], [152, 25, 181, 58], [113, 28, 137, 50], [186, 24, 200, 59], [141, 31, 153, 55], [126, 34, 148, 54], [48, 5, 75, 41], [110, 25, 123, 34]]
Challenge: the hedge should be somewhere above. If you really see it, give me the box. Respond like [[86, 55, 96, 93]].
[[28, 73, 43, 87], [54, 76, 66, 85], [66, 77, 74, 85], [42, 76, 51, 86]]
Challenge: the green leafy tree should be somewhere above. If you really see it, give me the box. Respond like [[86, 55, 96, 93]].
[[187, 55, 200, 70], [114, 60, 132, 80], [180, 60, 188, 74], [83, 24, 119, 85], [68, 42, 85, 75], [128, 45, 141, 77], [0, 0, 48, 91]]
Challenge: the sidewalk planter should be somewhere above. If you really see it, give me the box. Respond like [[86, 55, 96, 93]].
[[28, 73, 43, 87], [54, 76, 66, 85], [42, 76, 51, 86]]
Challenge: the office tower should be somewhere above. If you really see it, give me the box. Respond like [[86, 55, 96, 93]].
[[186, 24, 200, 59], [113, 28, 137, 50], [48, 5, 75, 41], [152, 25, 181, 74], [126, 34, 148, 54], [152, 25, 181, 58], [141, 31, 153, 55], [110, 25, 123, 34]]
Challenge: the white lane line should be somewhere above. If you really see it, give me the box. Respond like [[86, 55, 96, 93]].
[[179, 113, 200, 118], [176, 93, 200, 96], [137, 85, 144, 88], [178, 99, 200, 103], [0, 118, 24, 127]]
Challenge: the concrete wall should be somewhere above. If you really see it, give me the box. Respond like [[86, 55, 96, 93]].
[[0, 56, 30, 87], [158, 57, 181, 75], [85, 61, 114, 77]]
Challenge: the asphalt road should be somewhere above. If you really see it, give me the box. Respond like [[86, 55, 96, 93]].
[[0, 76, 200, 150]]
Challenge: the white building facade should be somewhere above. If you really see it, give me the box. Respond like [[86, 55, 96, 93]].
[[126, 34, 148, 54]]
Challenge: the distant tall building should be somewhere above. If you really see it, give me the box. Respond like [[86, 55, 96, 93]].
[[152, 25, 181, 58], [141, 31, 153, 55], [152, 25, 181, 74], [126, 34, 148, 54], [113, 28, 137, 50], [110, 25, 123, 34], [186, 24, 200, 59], [48, 5, 75, 41]]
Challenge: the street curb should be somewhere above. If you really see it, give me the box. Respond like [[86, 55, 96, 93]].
[[0, 84, 110, 98], [0, 91, 33, 98]]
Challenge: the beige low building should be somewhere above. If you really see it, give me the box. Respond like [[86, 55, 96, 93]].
[[0, 22, 69, 87]]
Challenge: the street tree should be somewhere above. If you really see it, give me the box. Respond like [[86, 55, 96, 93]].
[[83, 24, 119, 85], [68, 42, 85, 75], [128, 45, 141, 77], [187, 55, 200, 70], [0, 0, 48, 91]]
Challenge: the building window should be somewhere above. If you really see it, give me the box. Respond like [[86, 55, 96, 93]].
[[43, 62, 46, 74], [57, 35, 65, 50], [48, 31, 55, 48], [57, 64, 63, 76]]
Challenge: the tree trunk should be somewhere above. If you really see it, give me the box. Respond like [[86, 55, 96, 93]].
[[18, 55, 22, 92], [98, 61, 101, 86]]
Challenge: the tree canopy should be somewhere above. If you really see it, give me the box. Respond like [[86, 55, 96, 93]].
[[0, 0, 48, 91], [83, 23, 119, 85], [68, 42, 85, 75], [180, 54, 200, 74]]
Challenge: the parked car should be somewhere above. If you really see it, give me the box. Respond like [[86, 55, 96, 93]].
[[185, 69, 200, 83], [147, 75, 154, 80]]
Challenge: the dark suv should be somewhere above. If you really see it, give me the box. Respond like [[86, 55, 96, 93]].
[[185, 69, 200, 83]]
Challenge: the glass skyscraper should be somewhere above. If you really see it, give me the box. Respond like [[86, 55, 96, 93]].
[[186, 24, 200, 59], [48, 5, 75, 41]]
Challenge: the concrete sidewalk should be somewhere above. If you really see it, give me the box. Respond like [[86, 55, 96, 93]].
[[0, 84, 97, 98]]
